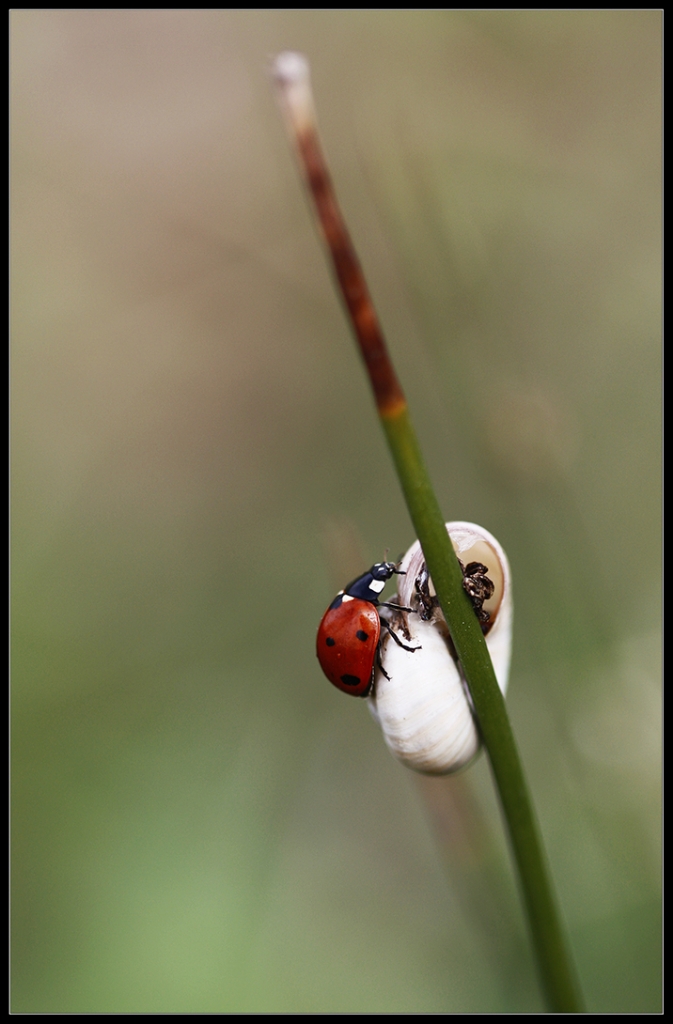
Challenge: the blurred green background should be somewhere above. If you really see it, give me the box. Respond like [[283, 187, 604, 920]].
[[11, 10, 661, 1013]]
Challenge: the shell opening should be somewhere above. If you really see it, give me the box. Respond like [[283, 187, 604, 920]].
[[397, 531, 505, 630], [452, 537, 504, 624]]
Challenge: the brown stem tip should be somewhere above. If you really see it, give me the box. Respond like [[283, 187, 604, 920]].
[[272, 52, 406, 418]]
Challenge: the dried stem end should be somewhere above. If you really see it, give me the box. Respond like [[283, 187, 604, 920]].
[[272, 52, 405, 417]]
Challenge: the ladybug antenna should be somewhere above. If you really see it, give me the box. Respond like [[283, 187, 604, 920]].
[[393, 552, 406, 574], [384, 549, 406, 575]]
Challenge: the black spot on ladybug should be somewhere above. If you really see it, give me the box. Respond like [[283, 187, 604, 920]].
[[356, 630, 369, 642], [340, 674, 362, 688], [325, 637, 336, 646]]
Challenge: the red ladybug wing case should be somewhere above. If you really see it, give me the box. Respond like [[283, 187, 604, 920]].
[[316, 599, 381, 697]]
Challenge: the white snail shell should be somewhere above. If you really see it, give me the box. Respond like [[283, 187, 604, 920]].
[[368, 522, 512, 775]]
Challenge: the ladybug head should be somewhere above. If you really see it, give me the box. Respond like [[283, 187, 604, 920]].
[[342, 561, 407, 603], [370, 561, 406, 582]]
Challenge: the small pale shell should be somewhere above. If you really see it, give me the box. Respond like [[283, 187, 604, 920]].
[[368, 522, 512, 775]]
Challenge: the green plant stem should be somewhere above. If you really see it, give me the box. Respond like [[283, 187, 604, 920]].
[[382, 407, 583, 1013], [272, 51, 584, 1013]]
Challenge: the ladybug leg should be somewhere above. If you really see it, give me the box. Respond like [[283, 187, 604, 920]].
[[381, 620, 421, 653], [379, 601, 414, 613], [376, 642, 391, 681]]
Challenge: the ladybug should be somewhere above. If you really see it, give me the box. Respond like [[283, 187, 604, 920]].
[[316, 562, 420, 697]]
